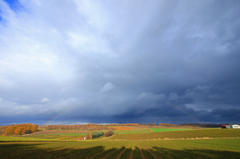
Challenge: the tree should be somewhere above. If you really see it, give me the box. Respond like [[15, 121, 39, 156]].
[[31, 124, 38, 132], [14, 127, 23, 135], [105, 130, 114, 137], [4, 123, 38, 135], [86, 132, 92, 139]]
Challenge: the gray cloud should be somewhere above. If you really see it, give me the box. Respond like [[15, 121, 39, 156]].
[[0, 0, 240, 125]]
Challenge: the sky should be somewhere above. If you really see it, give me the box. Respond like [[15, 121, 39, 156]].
[[0, 0, 240, 125]]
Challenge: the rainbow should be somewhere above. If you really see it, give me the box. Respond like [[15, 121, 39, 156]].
[[163, 101, 201, 123], [45, 102, 201, 125], [45, 112, 65, 125]]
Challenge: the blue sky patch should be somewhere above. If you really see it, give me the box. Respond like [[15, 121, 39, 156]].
[[4, 0, 22, 12]]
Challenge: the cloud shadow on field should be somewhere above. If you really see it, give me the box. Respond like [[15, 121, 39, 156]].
[[0, 142, 240, 159]]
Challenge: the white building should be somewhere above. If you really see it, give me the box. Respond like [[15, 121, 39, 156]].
[[231, 124, 240, 129]]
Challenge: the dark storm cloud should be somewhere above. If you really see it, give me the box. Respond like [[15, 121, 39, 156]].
[[0, 0, 240, 125]]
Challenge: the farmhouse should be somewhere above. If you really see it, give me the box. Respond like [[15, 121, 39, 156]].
[[221, 124, 231, 129], [231, 124, 240, 129]]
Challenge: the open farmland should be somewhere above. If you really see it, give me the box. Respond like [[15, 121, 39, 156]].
[[114, 128, 151, 134], [24, 133, 87, 140], [0, 139, 240, 159], [151, 128, 191, 132], [1, 127, 240, 158], [111, 129, 240, 140]]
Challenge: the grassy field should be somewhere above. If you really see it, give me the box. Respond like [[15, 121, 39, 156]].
[[114, 128, 151, 134], [112, 128, 240, 140], [1, 128, 240, 158], [20, 133, 88, 140], [151, 128, 191, 132], [0, 139, 240, 159]]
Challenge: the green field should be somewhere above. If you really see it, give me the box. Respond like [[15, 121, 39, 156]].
[[112, 129, 240, 140], [20, 133, 88, 140], [0, 133, 87, 141], [151, 128, 191, 132], [114, 128, 151, 134], [49, 133, 87, 136], [0, 139, 240, 159], [1, 128, 240, 158]]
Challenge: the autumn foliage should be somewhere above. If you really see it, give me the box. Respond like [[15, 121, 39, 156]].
[[158, 123, 179, 126], [4, 123, 38, 135], [139, 123, 157, 126], [46, 124, 112, 131], [105, 130, 114, 137], [86, 132, 92, 139], [0, 126, 8, 135], [112, 126, 134, 130], [106, 123, 139, 126]]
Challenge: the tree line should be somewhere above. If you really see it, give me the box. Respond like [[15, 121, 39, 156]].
[[158, 123, 179, 126], [0, 126, 8, 135], [46, 125, 135, 130], [4, 123, 38, 135], [105, 123, 139, 126], [46, 124, 111, 130], [86, 130, 114, 139], [139, 123, 157, 126], [180, 123, 222, 128]]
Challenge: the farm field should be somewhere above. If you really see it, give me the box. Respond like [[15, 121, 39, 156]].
[[114, 128, 151, 134], [21, 132, 88, 140], [0, 139, 240, 159], [112, 129, 240, 140], [1, 128, 240, 158], [151, 128, 191, 132]]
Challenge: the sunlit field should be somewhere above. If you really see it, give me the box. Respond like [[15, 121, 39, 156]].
[[0, 139, 240, 159], [1, 127, 240, 158], [151, 128, 191, 132], [111, 129, 240, 140]]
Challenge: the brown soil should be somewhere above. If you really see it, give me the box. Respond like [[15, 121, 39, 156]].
[[73, 137, 86, 140]]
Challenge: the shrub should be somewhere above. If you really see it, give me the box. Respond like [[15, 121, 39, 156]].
[[92, 132, 104, 138], [86, 132, 92, 139], [105, 130, 114, 137]]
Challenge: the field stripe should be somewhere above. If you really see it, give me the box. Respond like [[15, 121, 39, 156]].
[[129, 142, 135, 159], [103, 142, 129, 159], [151, 146, 174, 159], [119, 142, 132, 159], [88, 148, 113, 159], [138, 142, 145, 159], [88, 141, 125, 159], [115, 143, 131, 159], [141, 142, 161, 159], [141, 142, 168, 159]]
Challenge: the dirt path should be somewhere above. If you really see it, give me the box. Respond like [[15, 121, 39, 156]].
[[149, 128, 153, 132], [73, 137, 85, 140], [98, 134, 116, 140]]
